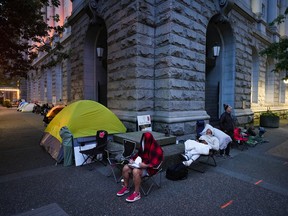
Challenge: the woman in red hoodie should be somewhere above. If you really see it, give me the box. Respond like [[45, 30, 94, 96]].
[[116, 132, 163, 203]]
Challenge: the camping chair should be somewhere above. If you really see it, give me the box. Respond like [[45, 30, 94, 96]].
[[79, 130, 108, 166], [137, 161, 163, 196], [186, 148, 217, 174], [197, 149, 217, 167], [233, 127, 249, 151], [140, 161, 163, 196], [188, 120, 217, 173], [106, 139, 136, 183]]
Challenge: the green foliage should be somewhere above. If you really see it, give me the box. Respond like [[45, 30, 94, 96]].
[[0, 68, 19, 85], [260, 108, 279, 117], [269, 8, 288, 26], [260, 7, 288, 73], [0, 0, 67, 79], [259, 37, 288, 72]]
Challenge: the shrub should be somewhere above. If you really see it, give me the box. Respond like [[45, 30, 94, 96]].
[[260, 108, 279, 117], [3, 99, 12, 108]]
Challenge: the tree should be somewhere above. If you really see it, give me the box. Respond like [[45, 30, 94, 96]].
[[260, 7, 288, 74], [0, 0, 65, 80]]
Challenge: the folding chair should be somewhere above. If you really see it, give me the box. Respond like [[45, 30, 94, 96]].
[[198, 149, 217, 167], [187, 121, 217, 173], [233, 127, 249, 151], [186, 149, 217, 174], [79, 130, 108, 166], [106, 139, 136, 183], [140, 161, 163, 196]]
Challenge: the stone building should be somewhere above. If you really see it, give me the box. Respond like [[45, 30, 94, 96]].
[[26, 0, 288, 139]]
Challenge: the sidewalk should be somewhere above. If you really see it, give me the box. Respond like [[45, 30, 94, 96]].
[[0, 106, 288, 216]]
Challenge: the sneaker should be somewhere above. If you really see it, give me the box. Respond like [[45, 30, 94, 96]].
[[180, 154, 189, 161], [126, 191, 141, 202], [182, 161, 190, 166], [116, 186, 129, 197]]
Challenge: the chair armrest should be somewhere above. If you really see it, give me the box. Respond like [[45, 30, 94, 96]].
[[107, 149, 123, 154], [152, 161, 163, 170]]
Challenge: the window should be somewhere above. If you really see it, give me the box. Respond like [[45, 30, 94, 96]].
[[251, 49, 259, 103], [277, 0, 281, 17], [265, 60, 275, 104], [261, 3, 265, 19], [279, 71, 286, 103]]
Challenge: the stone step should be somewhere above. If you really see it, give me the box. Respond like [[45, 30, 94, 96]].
[[113, 131, 177, 147], [161, 143, 184, 170]]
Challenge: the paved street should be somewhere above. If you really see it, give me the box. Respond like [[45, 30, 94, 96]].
[[0, 106, 288, 216]]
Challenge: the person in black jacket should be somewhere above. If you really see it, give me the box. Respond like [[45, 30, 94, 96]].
[[219, 104, 234, 157]]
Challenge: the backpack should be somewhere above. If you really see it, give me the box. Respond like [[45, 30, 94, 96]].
[[165, 162, 188, 181]]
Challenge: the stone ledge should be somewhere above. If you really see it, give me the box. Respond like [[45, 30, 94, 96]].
[[107, 141, 184, 170], [113, 131, 177, 147]]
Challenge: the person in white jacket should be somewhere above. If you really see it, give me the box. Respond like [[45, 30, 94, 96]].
[[181, 126, 219, 166]]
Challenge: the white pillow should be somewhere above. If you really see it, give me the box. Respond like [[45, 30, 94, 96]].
[[201, 124, 232, 150], [200, 124, 215, 136], [213, 128, 232, 150]]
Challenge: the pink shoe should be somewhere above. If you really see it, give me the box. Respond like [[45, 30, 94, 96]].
[[116, 186, 129, 197], [126, 191, 141, 202]]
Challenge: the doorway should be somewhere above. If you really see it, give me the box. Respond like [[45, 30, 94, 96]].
[[83, 18, 107, 106], [205, 15, 235, 126]]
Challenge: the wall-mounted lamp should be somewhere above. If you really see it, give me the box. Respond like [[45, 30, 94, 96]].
[[213, 44, 221, 57], [283, 71, 288, 84], [96, 47, 104, 59]]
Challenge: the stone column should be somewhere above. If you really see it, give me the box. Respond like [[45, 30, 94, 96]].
[[152, 0, 208, 133]]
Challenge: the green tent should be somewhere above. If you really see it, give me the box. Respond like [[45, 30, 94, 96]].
[[40, 100, 126, 162]]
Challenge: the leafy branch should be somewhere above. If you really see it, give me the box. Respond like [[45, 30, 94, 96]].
[[260, 7, 288, 74], [0, 0, 69, 80]]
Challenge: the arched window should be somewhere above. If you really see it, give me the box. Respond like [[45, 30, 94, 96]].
[[279, 71, 286, 103], [265, 59, 275, 104]]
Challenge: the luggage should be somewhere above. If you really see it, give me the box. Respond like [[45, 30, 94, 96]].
[[165, 162, 188, 181]]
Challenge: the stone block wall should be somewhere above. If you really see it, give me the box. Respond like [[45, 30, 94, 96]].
[[26, 0, 288, 139]]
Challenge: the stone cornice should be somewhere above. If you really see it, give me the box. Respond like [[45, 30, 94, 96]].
[[252, 30, 271, 46], [68, 0, 89, 25], [232, 2, 256, 23]]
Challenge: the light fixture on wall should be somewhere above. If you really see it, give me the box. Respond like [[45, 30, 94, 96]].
[[96, 47, 104, 59], [213, 44, 221, 57], [283, 74, 288, 84]]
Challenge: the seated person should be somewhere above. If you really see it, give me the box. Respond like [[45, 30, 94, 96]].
[[198, 126, 220, 150], [181, 126, 219, 166], [246, 125, 257, 136], [116, 132, 163, 203], [246, 126, 266, 144]]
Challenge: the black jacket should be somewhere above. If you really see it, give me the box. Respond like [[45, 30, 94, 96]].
[[219, 111, 234, 134]]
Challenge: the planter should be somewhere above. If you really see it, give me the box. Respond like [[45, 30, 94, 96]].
[[260, 115, 280, 128]]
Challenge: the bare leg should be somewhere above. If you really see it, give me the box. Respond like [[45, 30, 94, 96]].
[[132, 168, 143, 193], [122, 165, 132, 187]]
